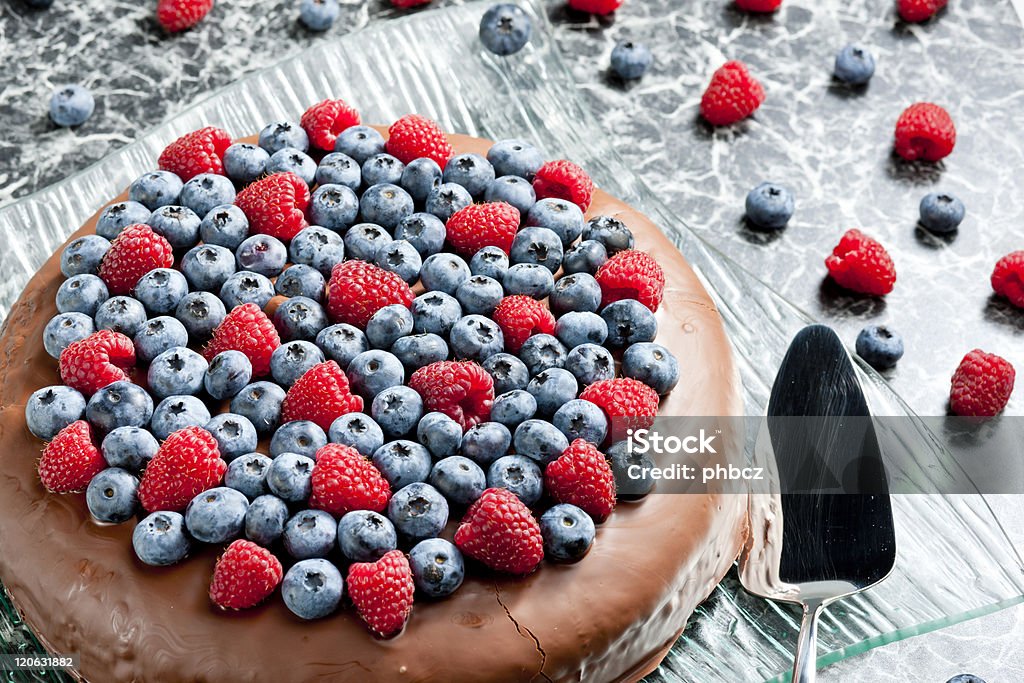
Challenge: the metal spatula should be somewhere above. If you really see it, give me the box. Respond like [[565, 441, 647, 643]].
[[740, 324, 896, 683]]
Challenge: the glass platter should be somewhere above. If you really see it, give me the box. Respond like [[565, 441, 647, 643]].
[[0, 2, 1021, 681]]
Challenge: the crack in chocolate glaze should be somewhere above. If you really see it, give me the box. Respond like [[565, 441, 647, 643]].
[[494, 583, 552, 683]]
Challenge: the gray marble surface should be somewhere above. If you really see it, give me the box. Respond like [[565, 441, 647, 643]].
[[1, 0, 1023, 681]]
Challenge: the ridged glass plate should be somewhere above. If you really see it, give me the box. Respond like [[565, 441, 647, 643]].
[[1, 2, 1021, 681]]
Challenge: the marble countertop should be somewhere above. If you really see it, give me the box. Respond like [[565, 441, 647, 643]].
[[1, 0, 1023, 681]]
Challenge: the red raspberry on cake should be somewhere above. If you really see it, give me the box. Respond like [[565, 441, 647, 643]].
[[209, 540, 283, 610], [98, 224, 174, 296], [567, 0, 623, 14], [546, 439, 617, 523], [326, 260, 414, 329], [949, 349, 1015, 417], [700, 60, 765, 127], [897, 0, 947, 23], [893, 103, 956, 162], [408, 360, 494, 431], [346, 549, 415, 638], [300, 99, 361, 152], [234, 172, 311, 241], [386, 114, 454, 169], [492, 295, 555, 353], [595, 249, 666, 312], [735, 0, 782, 11], [310, 443, 391, 516], [37, 420, 105, 493], [281, 361, 364, 431], [824, 229, 896, 296], [203, 303, 281, 377], [445, 202, 521, 257], [138, 426, 227, 513], [533, 160, 594, 213], [580, 378, 660, 438], [58, 330, 136, 395], [991, 251, 1024, 308], [157, 126, 230, 180], [454, 487, 544, 575]]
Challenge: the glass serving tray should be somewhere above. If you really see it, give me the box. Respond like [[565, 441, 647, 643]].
[[1, 2, 1021, 681]]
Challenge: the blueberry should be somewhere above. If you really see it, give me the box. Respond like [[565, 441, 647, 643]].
[[334, 125, 385, 164], [519, 333, 567, 376], [86, 380, 154, 432], [563, 239, 608, 275], [553, 399, 608, 444], [469, 246, 510, 282], [919, 192, 965, 234], [185, 487, 249, 543], [583, 216, 634, 254], [460, 421, 512, 466], [220, 270, 276, 310], [282, 558, 344, 621], [482, 353, 530, 393], [148, 347, 209, 398], [401, 158, 443, 204], [602, 300, 657, 347], [128, 171, 183, 211], [833, 43, 876, 85], [204, 413, 259, 462], [454, 275, 504, 316], [101, 426, 158, 471], [945, 675, 986, 683], [428, 456, 486, 507], [268, 148, 318, 185], [56, 274, 108, 316], [366, 304, 415, 350], [412, 290, 463, 335], [230, 381, 286, 435], [259, 121, 309, 154], [484, 175, 536, 215], [270, 340, 325, 387], [96, 201, 151, 240], [86, 467, 139, 524], [373, 440, 432, 488], [268, 452, 316, 503], [487, 454, 543, 505], [283, 509, 336, 559], [316, 323, 368, 368], [276, 264, 326, 300], [479, 3, 532, 56], [362, 153, 406, 187], [223, 143, 270, 185], [135, 268, 189, 315], [337, 510, 397, 562], [606, 440, 656, 499], [503, 263, 554, 298], [94, 295, 146, 337], [360, 183, 414, 231], [176, 291, 227, 340], [61, 235, 110, 277], [309, 184, 359, 231], [290, 226, 346, 276], [199, 205, 250, 251], [390, 333, 449, 371], [745, 182, 795, 230], [372, 386, 425, 439], [487, 139, 544, 181], [133, 511, 190, 566], [490, 390, 537, 429], [270, 420, 327, 458], [555, 311, 608, 349], [540, 504, 595, 562], [315, 152, 361, 190], [450, 314, 505, 362], [329, 412, 385, 456], [611, 40, 653, 80], [147, 205, 201, 250], [388, 482, 449, 542], [299, 0, 340, 31], [236, 234, 287, 277], [344, 223, 392, 262], [513, 419, 569, 465], [855, 325, 904, 370], [373, 239, 422, 285], [273, 297, 329, 342], [622, 342, 679, 394], [43, 312, 94, 359], [442, 154, 495, 199], [205, 350, 253, 401], [409, 538, 465, 598], [425, 183, 473, 222], [180, 173, 236, 218], [347, 350, 405, 400], [245, 494, 290, 545], [225, 452, 273, 499], [565, 342, 616, 386], [151, 395, 211, 440], [26, 386, 86, 439], [423, 254, 473, 296], [49, 84, 94, 127], [527, 367, 578, 416], [395, 212, 446, 257], [181, 244, 236, 292], [550, 273, 601, 315], [416, 412, 463, 459]]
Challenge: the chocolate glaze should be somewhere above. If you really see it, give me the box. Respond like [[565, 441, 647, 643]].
[[0, 131, 749, 683]]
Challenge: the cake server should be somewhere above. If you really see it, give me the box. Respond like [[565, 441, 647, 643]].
[[740, 324, 896, 683]]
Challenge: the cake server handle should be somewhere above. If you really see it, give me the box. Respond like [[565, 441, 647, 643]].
[[791, 599, 824, 683]]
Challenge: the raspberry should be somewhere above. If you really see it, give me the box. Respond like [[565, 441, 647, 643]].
[[58, 330, 136, 395], [346, 549, 415, 638], [391, 0, 431, 7], [567, 0, 623, 13], [492, 295, 555, 353], [454, 487, 544, 575], [991, 251, 1024, 308], [699, 60, 765, 127], [209, 540, 283, 610], [580, 378, 660, 439], [37, 420, 104, 493], [949, 350, 1015, 417], [234, 172, 311, 241], [408, 361, 494, 431], [203, 303, 281, 377], [157, 126, 230, 181], [824, 229, 896, 296], [98, 224, 175, 296], [281, 361, 364, 431], [386, 114, 454, 169], [735, 0, 782, 11], [897, 0, 947, 22], [137, 426, 227, 512], [310, 443, 391, 516], [532, 160, 594, 213], [300, 99, 361, 152], [545, 439, 617, 523], [893, 102, 956, 162], [595, 249, 666, 312], [325, 260, 414, 329], [445, 202, 521, 257]]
